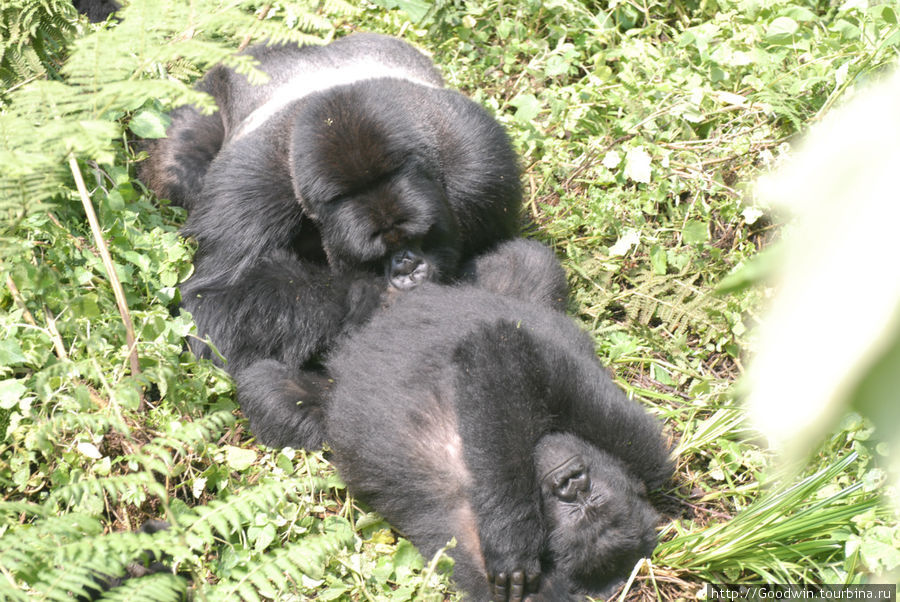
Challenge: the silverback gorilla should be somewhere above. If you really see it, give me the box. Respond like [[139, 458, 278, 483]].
[[318, 240, 673, 600], [140, 34, 521, 383]]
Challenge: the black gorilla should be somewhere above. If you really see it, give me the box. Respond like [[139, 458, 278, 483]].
[[317, 239, 673, 600], [72, 0, 119, 22], [234, 236, 572, 448], [140, 34, 521, 378]]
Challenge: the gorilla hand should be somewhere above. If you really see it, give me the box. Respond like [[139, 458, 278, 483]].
[[487, 569, 540, 602], [388, 248, 433, 290]]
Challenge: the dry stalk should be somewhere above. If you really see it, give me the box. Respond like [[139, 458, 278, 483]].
[[68, 156, 144, 410]]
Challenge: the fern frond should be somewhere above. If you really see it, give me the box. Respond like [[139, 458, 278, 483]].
[[132, 410, 236, 474], [0, 512, 103, 583], [621, 269, 729, 342], [0, 0, 75, 88], [0, 500, 50, 522], [1, 522, 185, 600], [32, 410, 126, 451], [181, 477, 329, 541], [96, 572, 188, 602], [46, 473, 168, 510], [202, 516, 356, 601]]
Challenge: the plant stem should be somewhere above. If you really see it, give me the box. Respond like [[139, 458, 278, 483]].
[[67, 156, 144, 409]]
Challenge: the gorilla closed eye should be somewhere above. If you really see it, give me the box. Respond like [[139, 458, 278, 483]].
[[371, 219, 409, 242]]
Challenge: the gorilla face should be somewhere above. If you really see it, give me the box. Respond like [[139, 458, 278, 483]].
[[536, 433, 660, 597], [291, 81, 461, 289]]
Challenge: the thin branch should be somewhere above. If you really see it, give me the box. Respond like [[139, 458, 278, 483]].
[[68, 156, 144, 410], [238, 4, 272, 51], [5, 274, 39, 327], [5, 274, 68, 360], [42, 304, 69, 361]]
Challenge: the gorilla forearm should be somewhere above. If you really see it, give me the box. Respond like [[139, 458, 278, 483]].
[[183, 253, 383, 371]]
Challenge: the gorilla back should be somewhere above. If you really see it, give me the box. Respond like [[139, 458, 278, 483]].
[[325, 241, 673, 600], [140, 33, 521, 373]]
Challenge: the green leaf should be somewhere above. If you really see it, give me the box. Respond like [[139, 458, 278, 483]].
[[870, 4, 898, 26], [128, 107, 172, 139], [509, 94, 541, 124], [106, 189, 125, 211], [682, 220, 709, 245], [766, 16, 800, 44], [224, 445, 257, 471], [0, 379, 28, 409], [0, 340, 27, 366], [650, 244, 668, 275], [393, 538, 425, 577]]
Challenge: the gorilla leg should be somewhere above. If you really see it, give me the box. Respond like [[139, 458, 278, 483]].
[[450, 326, 554, 599], [139, 104, 225, 211], [234, 360, 332, 449], [325, 393, 496, 599]]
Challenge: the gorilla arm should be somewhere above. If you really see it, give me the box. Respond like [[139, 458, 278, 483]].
[[451, 324, 553, 601], [542, 353, 674, 490]]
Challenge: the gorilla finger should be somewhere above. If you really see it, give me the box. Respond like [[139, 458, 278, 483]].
[[510, 570, 525, 602], [526, 571, 540, 593], [493, 572, 508, 602]]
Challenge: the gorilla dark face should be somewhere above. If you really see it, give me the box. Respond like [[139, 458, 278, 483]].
[[536, 433, 660, 597], [291, 81, 462, 290]]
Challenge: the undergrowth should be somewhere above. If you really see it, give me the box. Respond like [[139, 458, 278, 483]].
[[1, 0, 898, 600]]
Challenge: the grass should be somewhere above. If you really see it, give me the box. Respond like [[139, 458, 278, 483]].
[[1, 0, 899, 600]]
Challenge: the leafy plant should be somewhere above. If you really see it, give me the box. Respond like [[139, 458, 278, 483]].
[[1, 0, 898, 599]]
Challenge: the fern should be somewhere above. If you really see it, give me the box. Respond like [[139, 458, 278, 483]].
[[0, 0, 76, 90], [32, 409, 128, 451], [620, 269, 730, 343], [94, 573, 188, 602], [0, 475, 343, 600], [0, 512, 103, 585], [0, 0, 353, 249], [131, 410, 237, 474], [46, 473, 168, 510], [202, 516, 356, 601], [178, 476, 334, 542]]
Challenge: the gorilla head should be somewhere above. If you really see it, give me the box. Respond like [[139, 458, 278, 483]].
[[290, 79, 482, 290], [536, 433, 660, 597]]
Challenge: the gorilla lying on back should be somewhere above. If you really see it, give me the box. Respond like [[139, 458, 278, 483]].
[[321, 239, 673, 600], [140, 33, 521, 380]]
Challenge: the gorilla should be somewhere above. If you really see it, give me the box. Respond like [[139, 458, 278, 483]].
[[316, 239, 673, 600], [72, 0, 119, 22], [140, 33, 522, 380], [233, 235, 574, 448]]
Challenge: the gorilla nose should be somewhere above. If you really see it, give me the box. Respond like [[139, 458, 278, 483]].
[[388, 249, 432, 290], [556, 471, 590, 502]]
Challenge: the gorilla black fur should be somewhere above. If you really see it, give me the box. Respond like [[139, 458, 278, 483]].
[[319, 239, 673, 600], [139, 34, 522, 381], [72, 0, 119, 22]]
